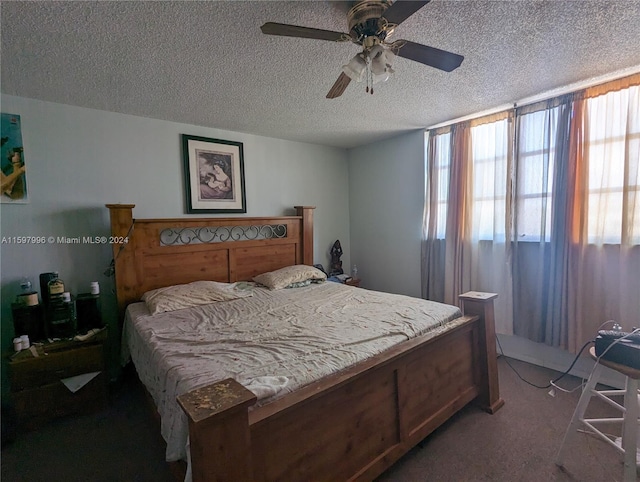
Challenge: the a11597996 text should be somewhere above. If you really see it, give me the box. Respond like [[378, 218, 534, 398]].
[[1, 236, 129, 245]]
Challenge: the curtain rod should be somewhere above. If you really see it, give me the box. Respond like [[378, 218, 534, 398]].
[[426, 64, 640, 131]]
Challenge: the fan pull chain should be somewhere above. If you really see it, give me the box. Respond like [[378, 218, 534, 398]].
[[365, 58, 374, 95], [365, 64, 370, 93]]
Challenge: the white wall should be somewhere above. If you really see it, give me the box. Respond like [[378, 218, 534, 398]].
[[0, 95, 350, 388], [348, 129, 426, 296]]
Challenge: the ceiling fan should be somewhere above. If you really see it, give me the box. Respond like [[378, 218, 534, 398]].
[[260, 0, 464, 98]]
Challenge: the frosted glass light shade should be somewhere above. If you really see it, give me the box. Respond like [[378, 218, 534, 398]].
[[370, 45, 395, 80], [342, 54, 367, 82], [372, 71, 390, 84]]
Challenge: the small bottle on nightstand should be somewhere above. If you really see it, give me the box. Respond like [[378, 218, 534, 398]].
[[47, 273, 65, 304], [352, 264, 358, 279]]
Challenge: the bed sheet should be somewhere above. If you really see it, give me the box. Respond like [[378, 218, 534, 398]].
[[122, 281, 462, 462]]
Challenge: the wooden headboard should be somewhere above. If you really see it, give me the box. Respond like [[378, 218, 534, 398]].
[[106, 204, 315, 317]]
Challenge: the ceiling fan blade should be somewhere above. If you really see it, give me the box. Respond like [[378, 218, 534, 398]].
[[326, 72, 352, 99], [382, 1, 431, 26], [395, 40, 464, 72], [261, 22, 348, 42]]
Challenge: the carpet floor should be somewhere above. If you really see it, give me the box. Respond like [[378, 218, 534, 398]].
[[1, 357, 635, 482]]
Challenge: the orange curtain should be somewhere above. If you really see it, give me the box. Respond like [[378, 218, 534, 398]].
[[443, 122, 472, 307], [583, 72, 640, 98]]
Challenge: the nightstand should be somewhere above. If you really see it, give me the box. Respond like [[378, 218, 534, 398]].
[[345, 278, 361, 288], [8, 333, 108, 430]]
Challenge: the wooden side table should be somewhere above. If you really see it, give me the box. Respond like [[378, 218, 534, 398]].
[[8, 333, 108, 430], [345, 278, 361, 288]]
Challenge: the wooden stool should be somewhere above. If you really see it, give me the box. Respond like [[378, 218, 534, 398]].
[[556, 347, 639, 481]]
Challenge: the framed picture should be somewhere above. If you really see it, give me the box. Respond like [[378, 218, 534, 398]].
[[1, 112, 28, 203], [182, 134, 246, 213]]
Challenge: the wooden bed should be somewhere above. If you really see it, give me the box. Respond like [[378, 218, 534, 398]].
[[107, 204, 504, 482]]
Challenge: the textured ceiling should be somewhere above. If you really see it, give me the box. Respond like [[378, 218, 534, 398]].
[[2, 1, 640, 149]]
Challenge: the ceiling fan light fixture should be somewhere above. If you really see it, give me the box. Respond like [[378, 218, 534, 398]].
[[261, 1, 464, 99], [341, 44, 395, 94], [370, 45, 395, 79], [372, 70, 390, 84], [342, 53, 367, 82]]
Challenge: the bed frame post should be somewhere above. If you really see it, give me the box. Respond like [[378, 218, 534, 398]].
[[177, 379, 257, 482], [295, 206, 315, 265], [459, 291, 505, 414], [105, 204, 136, 320]]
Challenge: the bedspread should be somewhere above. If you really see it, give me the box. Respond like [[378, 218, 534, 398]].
[[122, 281, 462, 462]]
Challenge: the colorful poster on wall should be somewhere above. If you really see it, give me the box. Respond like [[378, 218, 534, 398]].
[[1, 112, 28, 203]]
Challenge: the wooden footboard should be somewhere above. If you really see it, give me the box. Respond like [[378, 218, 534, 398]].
[[178, 294, 503, 482]]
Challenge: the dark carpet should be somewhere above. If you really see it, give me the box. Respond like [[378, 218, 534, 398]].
[[1, 358, 634, 482]]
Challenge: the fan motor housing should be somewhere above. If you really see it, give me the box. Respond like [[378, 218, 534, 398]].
[[348, 0, 392, 42]]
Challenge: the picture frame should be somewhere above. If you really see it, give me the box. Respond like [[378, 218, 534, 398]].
[[182, 134, 246, 213], [1, 112, 28, 204]]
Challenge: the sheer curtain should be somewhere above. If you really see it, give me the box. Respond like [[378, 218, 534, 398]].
[[421, 124, 471, 306], [423, 115, 514, 335], [422, 129, 450, 302], [512, 96, 573, 346], [466, 114, 514, 335], [423, 74, 639, 351], [568, 81, 640, 351]]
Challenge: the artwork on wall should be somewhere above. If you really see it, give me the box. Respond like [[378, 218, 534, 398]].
[[1, 113, 28, 203], [181, 134, 246, 213]]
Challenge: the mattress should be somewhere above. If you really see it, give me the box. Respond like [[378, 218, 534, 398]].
[[122, 281, 463, 462]]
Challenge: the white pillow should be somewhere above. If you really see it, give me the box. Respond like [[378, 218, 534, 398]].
[[252, 264, 326, 290], [141, 280, 253, 315]]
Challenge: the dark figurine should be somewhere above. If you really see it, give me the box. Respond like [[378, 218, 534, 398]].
[[329, 240, 344, 276]]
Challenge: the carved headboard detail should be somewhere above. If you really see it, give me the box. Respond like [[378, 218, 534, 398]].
[[106, 204, 315, 317]]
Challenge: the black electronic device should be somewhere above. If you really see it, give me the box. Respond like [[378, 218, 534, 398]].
[[594, 330, 640, 370], [11, 303, 45, 342], [76, 293, 103, 334], [47, 298, 75, 338]]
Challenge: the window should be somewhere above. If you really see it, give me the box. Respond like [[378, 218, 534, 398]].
[[425, 78, 639, 247], [515, 107, 562, 242], [470, 119, 509, 241], [427, 132, 451, 239], [423, 75, 640, 349]]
